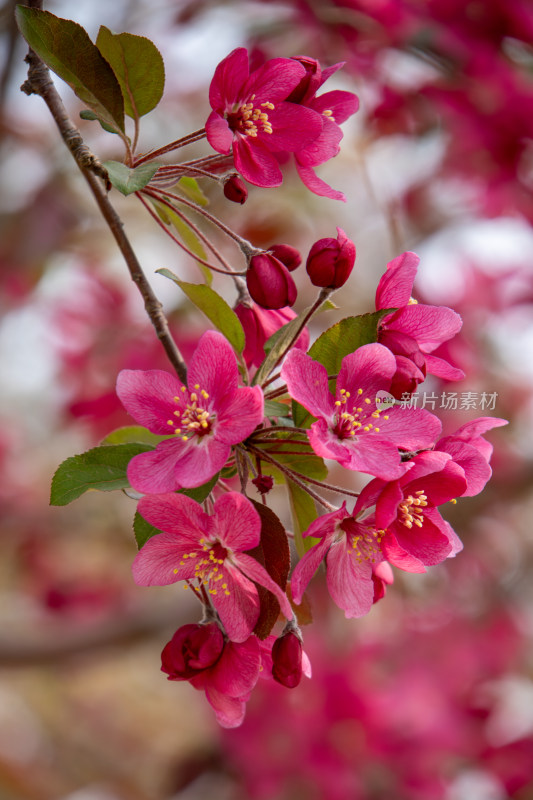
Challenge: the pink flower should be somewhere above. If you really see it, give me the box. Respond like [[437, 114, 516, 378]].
[[116, 331, 263, 493], [354, 450, 468, 573], [291, 504, 383, 619], [132, 491, 293, 642], [435, 417, 508, 497], [206, 48, 322, 187], [281, 343, 441, 480], [286, 57, 360, 201], [258, 634, 312, 686], [161, 622, 261, 728], [234, 302, 309, 368], [376, 251, 465, 394]]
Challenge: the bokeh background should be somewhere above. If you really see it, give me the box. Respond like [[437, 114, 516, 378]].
[[1, 1, 533, 798]]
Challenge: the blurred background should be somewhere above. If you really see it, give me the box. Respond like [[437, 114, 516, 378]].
[[1, 0, 533, 798]]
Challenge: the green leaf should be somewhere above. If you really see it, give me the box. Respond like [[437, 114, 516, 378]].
[[133, 510, 162, 549], [287, 481, 319, 556], [50, 443, 153, 506], [153, 203, 212, 285], [177, 177, 208, 207], [16, 7, 124, 133], [292, 309, 395, 428], [80, 108, 120, 134], [263, 399, 291, 418], [101, 425, 170, 446], [157, 276, 245, 354], [179, 473, 219, 503], [103, 160, 159, 195], [96, 26, 165, 119]]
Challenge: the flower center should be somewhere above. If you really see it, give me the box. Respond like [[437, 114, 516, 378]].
[[176, 540, 231, 597], [333, 387, 388, 440], [398, 490, 428, 529], [228, 94, 275, 138], [166, 384, 214, 441], [340, 519, 384, 563]]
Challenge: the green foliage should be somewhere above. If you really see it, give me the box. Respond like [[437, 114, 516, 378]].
[[100, 425, 169, 445], [16, 7, 125, 133], [263, 399, 291, 418], [176, 177, 209, 207], [153, 203, 212, 285], [50, 443, 153, 506], [292, 309, 395, 428], [96, 26, 165, 119], [287, 481, 319, 556], [79, 109, 120, 134], [103, 161, 159, 195], [133, 511, 162, 549], [157, 275, 245, 354], [252, 314, 306, 387]]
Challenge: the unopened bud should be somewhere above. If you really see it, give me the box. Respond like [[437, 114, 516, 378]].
[[252, 475, 274, 495], [306, 227, 356, 289], [272, 631, 303, 688], [223, 175, 248, 204], [269, 243, 302, 272], [247, 253, 297, 310]]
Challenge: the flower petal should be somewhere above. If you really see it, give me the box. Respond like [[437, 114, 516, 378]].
[[281, 349, 335, 420], [212, 566, 260, 643], [291, 535, 333, 605], [234, 553, 293, 619], [264, 104, 323, 153], [127, 442, 184, 494], [295, 161, 347, 201], [137, 493, 209, 542], [213, 493, 262, 552], [216, 385, 264, 445], [243, 58, 305, 104], [116, 369, 185, 434], [209, 47, 249, 111], [132, 532, 198, 585], [187, 331, 238, 407], [203, 688, 247, 728], [170, 437, 230, 488], [208, 637, 261, 696], [234, 136, 283, 187], [376, 251, 420, 309], [326, 539, 375, 618], [205, 109, 233, 154]]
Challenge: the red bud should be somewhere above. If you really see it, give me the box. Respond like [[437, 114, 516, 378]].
[[272, 631, 303, 688], [269, 243, 302, 272], [223, 175, 248, 204], [161, 623, 224, 681], [247, 253, 297, 309], [306, 227, 356, 289]]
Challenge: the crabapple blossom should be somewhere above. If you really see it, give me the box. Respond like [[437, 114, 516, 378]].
[[281, 342, 441, 480], [246, 252, 297, 309], [435, 417, 508, 497], [234, 302, 309, 368], [305, 227, 356, 288], [116, 331, 263, 493], [161, 622, 261, 728], [206, 48, 322, 187], [132, 491, 293, 642]]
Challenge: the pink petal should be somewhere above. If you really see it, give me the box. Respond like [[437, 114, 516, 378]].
[[170, 437, 230, 488], [234, 553, 293, 620], [234, 136, 283, 187], [407, 459, 467, 504], [132, 532, 198, 585], [291, 535, 332, 605], [187, 331, 238, 408], [295, 117, 342, 167], [381, 531, 427, 573], [281, 349, 335, 420], [295, 161, 347, 201], [209, 47, 249, 111], [213, 493, 262, 552], [208, 637, 261, 696], [127, 442, 184, 494], [137, 493, 209, 542], [375, 251, 420, 309], [243, 58, 305, 104], [337, 342, 397, 399], [326, 540, 375, 618], [391, 509, 452, 565], [203, 688, 247, 728], [376, 406, 442, 449], [423, 354, 465, 381], [310, 89, 359, 124], [263, 104, 323, 152], [451, 417, 508, 440], [116, 369, 185, 434], [212, 566, 260, 643], [373, 479, 404, 530], [388, 304, 463, 351], [216, 385, 264, 445], [205, 110, 233, 154]]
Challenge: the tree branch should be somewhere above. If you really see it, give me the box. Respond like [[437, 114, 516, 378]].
[[18, 4, 188, 383]]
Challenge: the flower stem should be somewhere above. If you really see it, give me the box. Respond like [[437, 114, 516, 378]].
[[133, 128, 208, 166], [247, 445, 335, 511]]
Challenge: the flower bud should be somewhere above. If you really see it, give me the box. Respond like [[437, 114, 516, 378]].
[[247, 253, 297, 310], [252, 474, 274, 495], [269, 243, 302, 272], [223, 175, 248, 204], [306, 227, 356, 289], [161, 623, 224, 681], [272, 631, 303, 688], [234, 302, 310, 368]]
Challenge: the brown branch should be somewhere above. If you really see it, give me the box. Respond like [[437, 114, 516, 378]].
[[18, 5, 188, 382]]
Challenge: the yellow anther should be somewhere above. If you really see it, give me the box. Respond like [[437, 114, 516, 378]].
[[167, 420, 174, 426], [450, 498, 457, 504], [194, 384, 200, 389], [364, 398, 371, 404], [182, 435, 189, 442], [357, 388, 363, 395], [374, 427, 380, 433], [174, 568, 179, 574], [180, 386, 186, 393], [201, 390, 209, 399], [335, 400, 342, 406], [384, 415, 389, 420], [173, 396, 181, 402]]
